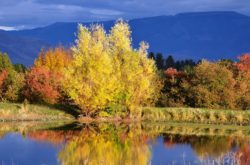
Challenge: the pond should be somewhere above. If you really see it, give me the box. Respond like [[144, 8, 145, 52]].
[[0, 122, 249, 165]]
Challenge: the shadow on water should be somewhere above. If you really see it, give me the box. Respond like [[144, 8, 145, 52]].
[[0, 121, 250, 164]]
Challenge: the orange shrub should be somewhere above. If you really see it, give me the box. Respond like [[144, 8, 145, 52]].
[[164, 67, 186, 78], [34, 47, 72, 73], [24, 67, 62, 104], [234, 54, 250, 109], [236, 54, 250, 73]]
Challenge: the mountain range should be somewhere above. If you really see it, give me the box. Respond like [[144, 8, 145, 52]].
[[1, 11, 250, 65]]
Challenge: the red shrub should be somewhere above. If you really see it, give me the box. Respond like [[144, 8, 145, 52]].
[[164, 68, 185, 78], [24, 67, 62, 104], [0, 70, 8, 88], [235, 54, 250, 73], [0, 70, 8, 99]]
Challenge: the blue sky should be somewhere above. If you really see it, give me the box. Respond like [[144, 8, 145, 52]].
[[0, 0, 250, 30]]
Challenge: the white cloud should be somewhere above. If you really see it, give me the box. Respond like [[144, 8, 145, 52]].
[[0, 0, 123, 27], [90, 9, 123, 16], [0, 26, 17, 31]]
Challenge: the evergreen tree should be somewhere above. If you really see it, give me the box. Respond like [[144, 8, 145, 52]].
[[165, 55, 175, 69], [148, 52, 155, 60], [14, 64, 27, 73], [175, 59, 196, 70], [156, 53, 164, 70]]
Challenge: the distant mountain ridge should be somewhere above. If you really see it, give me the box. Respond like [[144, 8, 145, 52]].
[[0, 30, 48, 65], [1, 11, 250, 65]]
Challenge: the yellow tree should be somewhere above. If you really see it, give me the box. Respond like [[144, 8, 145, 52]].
[[34, 47, 72, 73], [30, 47, 72, 104], [188, 60, 236, 109], [63, 25, 115, 116], [108, 20, 161, 117], [63, 21, 161, 117]]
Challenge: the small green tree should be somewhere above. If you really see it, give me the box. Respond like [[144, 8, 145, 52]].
[[14, 64, 27, 73], [0, 52, 25, 102], [0, 52, 13, 71], [4, 70, 25, 102]]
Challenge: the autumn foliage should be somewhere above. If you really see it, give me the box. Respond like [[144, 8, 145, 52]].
[[0, 52, 25, 102], [164, 68, 185, 78], [234, 54, 250, 109], [24, 67, 62, 104], [63, 21, 161, 117], [0, 70, 8, 99], [160, 55, 250, 110], [22, 47, 73, 104], [28, 130, 79, 145], [34, 47, 72, 73], [0, 20, 250, 118], [235, 54, 250, 73], [160, 68, 187, 107]]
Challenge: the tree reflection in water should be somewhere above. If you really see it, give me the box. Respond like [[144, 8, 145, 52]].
[[58, 123, 152, 165], [24, 122, 250, 164], [163, 135, 233, 158]]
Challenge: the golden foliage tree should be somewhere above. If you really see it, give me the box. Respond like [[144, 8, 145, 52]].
[[63, 25, 116, 116], [30, 47, 73, 104], [34, 47, 72, 73], [109, 22, 161, 116], [188, 61, 236, 109], [63, 21, 161, 117]]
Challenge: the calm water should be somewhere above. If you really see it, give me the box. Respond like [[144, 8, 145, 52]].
[[0, 122, 249, 165]]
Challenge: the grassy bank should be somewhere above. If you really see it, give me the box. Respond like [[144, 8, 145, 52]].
[[142, 107, 250, 125], [1, 102, 250, 125], [0, 103, 75, 121]]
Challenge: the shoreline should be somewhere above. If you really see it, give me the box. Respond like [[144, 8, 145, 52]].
[[142, 107, 250, 126], [78, 107, 250, 126], [0, 103, 250, 126]]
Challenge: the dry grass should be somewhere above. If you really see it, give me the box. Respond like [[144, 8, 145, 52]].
[[0, 102, 75, 121], [142, 107, 250, 125]]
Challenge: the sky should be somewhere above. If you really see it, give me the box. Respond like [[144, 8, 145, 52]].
[[0, 0, 250, 30]]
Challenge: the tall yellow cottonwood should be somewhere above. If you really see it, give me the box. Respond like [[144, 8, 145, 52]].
[[63, 25, 115, 116], [108, 21, 161, 117], [63, 21, 161, 117]]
